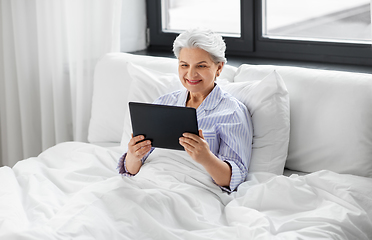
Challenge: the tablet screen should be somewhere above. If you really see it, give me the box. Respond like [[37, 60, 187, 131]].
[[129, 102, 199, 150]]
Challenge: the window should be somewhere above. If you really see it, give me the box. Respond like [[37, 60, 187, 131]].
[[263, 0, 371, 44], [146, 0, 372, 66], [147, 0, 254, 53], [161, 0, 241, 37]]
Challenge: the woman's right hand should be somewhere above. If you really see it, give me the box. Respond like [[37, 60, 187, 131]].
[[125, 134, 152, 174]]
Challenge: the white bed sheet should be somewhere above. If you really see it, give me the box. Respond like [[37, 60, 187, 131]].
[[0, 142, 371, 239]]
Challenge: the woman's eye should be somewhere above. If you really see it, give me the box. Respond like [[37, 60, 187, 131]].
[[198, 65, 207, 68]]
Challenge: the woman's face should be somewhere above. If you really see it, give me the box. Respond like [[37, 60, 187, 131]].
[[178, 48, 224, 98]]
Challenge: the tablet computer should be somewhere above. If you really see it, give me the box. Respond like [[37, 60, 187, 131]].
[[128, 102, 199, 151]]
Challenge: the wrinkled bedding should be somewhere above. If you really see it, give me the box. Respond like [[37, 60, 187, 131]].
[[0, 142, 371, 240]]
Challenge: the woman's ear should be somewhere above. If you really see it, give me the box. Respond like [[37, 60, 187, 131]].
[[219, 62, 225, 70], [216, 62, 224, 77]]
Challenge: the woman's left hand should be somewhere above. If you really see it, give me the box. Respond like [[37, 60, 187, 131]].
[[180, 129, 232, 188], [179, 130, 213, 164]]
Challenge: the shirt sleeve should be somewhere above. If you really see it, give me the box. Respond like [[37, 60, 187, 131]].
[[216, 109, 253, 192], [117, 148, 154, 176], [221, 156, 247, 192]]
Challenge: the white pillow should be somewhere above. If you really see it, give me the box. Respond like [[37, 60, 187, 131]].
[[233, 64, 372, 178], [88, 58, 131, 143], [218, 69, 290, 175], [88, 53, 179, 143], [120, 63, 183, 149], [279, 67, 372, 176]]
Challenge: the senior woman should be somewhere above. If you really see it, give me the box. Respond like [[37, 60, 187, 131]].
[[118, 28, 253, 192]]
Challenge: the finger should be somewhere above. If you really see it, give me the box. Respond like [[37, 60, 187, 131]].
[[180, 141, 192, 153], [132, 142, 151, 157], [179, 136, 196, 147], [134, 140, 152, 151], [182, 133, 200, 143], [136, 145, 152, 157], [179, 138, 197, 153], [130, 135, 145, 145], [198, 129, 205, 140]]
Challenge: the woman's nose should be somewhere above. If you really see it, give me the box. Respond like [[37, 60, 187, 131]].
[[187, 67, 198, 78]]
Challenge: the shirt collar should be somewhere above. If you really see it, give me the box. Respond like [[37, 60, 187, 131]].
[[177, 88, 189, 107], [178, 84, 224, 111], [200, 83, 224, 111]]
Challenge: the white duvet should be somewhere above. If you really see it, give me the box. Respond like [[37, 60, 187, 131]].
[[0, 142, 371, 240]]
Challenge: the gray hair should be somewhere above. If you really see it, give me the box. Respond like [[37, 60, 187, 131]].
[[173, 28, 227, 64]]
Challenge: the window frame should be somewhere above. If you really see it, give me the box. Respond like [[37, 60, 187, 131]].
[[146, 0, 372, 66], [146, 0, 254, 55]]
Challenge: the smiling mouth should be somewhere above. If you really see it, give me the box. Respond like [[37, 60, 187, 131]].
[[187, 79, 202, 85]]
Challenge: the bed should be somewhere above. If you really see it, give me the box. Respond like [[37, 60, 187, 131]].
[[1, 52, 372, 239]]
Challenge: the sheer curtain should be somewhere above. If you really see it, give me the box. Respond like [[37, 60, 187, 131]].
[[0, 0, 125, 167]]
